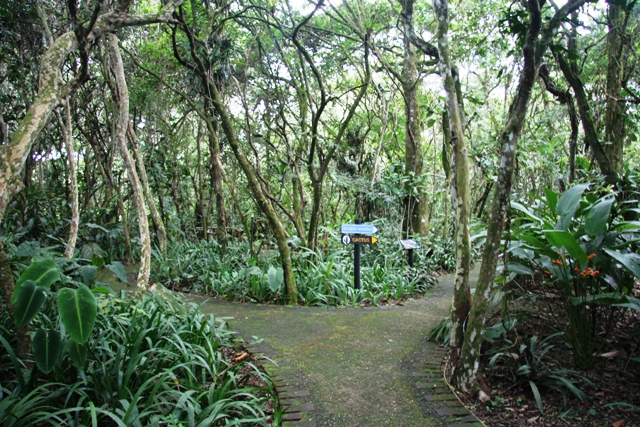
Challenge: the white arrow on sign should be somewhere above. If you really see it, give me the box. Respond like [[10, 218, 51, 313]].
[[340, 223, 379, 234]]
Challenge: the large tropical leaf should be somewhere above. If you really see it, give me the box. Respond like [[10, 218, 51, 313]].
[[604, 249, 640, 278], [267, 266, 284, 292], [555, 183, 589, 230], [585, 196, 614, 237], [543, 230, 588, 265], [107, 261, 128, 284], [12, 259, 60, 304], [57, 286, 97, 344], [68, 341, 88, 369], [32, 329, 62, 373], [13, 280, 48, 328]]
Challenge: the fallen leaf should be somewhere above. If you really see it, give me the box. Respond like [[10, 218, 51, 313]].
[[612, 420, 625, 427], [527, 416, 539, 423], [232, 352, 250, 363], [600, 351, 625, 359]]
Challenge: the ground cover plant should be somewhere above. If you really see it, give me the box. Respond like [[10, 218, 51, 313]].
[[150, 231, 440, 307], [0, 256, 276, 427]]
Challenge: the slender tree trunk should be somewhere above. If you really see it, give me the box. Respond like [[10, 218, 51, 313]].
[[454, 0, 590, 394], [116, 183, 133, 264], [108, 34, 150, 290], [56, 100, 79, 259], [432, 0, 472, 365], [128, 123, 167, 255], [207, 71, 298, 304], [0, 3, 180, 220], [401, 0, 427, 238], [604, 1, 627, 175]]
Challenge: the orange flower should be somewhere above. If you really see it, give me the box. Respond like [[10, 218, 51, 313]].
[[588, 253, 597, 260], [545, 270, 552, 275]]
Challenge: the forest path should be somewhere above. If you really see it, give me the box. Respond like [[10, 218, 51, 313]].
[[190, 268, 482, 427]]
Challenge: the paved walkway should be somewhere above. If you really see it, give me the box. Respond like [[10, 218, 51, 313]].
[[190, 270, 483, 427]]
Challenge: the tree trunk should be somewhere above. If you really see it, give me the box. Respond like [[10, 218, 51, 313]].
[[604, 1, 627, 175], [128, 123, 167, 255], [432, 0, 472, 365], [0, 2, 181, 221], [207, 70, 298, 304], [108, 34, 151, 290], [56, 100, 79, 259], [400, 0, 427, 238], [454, 0, 590, 395]]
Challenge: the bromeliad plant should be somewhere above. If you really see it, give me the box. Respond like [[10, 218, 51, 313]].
[[509, 183, 640, 369]]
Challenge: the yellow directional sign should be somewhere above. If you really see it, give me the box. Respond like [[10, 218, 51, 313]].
[[342, 234, 378, 245]]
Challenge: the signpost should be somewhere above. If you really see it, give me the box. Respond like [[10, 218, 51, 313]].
[[341, 235, 378, 245], [400, 239, 421, 267], [341, 223, 379, 235], [341, 222, 378, 290]]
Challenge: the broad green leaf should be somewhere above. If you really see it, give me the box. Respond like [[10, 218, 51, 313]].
[[13, 281, 48, 328], [544, 188, 558, 215], [107, 262, 128, 284], [585, 197, 614, 237], [519, 235, 557, 258], [543, 230, 588, 265], [604, 249, 640, 278], [58, 286, 97, 344], [507, 262, 534, 276], [68, 341, 88, 369], [571, 292, 626, 306], [613, 296, 640, 313], [32, 329, 62, 373], [267, 266, 284, 292], [511, 201, 543, 223], [79, 265, 98, 285], [555, 183, 589, 229], [12, 259, 60, 304]]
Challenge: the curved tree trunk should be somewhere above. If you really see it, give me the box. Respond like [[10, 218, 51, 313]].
[[207, 72, 298, 304], [108, 34, 151, 290], [0, 3, 180, 221], [128, 123, 167, 255], [56, 100, 79, 259], [454, 0, 590, 395]]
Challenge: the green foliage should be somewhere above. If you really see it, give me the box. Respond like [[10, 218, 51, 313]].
[[12, 258, 59, 304], [57, 286, 97, 344], [509, 182, 640, 368], [31, 329, 62, 374], [0, 292, 274, 426], [488, 332, 593, 414], [152, 238, 436, 307]]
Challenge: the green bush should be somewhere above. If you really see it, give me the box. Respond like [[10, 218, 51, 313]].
[[509, 182, 640, 368]]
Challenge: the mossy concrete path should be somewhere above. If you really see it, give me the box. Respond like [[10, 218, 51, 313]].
[[191, 269, 482, 427]]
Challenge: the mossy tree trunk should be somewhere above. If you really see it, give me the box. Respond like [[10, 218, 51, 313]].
[[400, 0, 428, 238], [432, 0, 472, 366], [453, 0, 590, 395]]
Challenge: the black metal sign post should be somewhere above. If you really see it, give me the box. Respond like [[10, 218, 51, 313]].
[[400, 239, 421, 267], [340, 221, 379, 291], [354, 234, 361, 290]]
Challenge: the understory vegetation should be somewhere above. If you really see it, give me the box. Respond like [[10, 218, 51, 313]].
[[0, 256, 276, 427], [1, 0, 640, 425], [433, 178, 640, 426]]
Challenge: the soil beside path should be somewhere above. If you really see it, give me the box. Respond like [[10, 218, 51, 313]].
[[191, 269, 481, 427]]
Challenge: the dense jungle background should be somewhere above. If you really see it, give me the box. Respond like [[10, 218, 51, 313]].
[[1, 0, 639, 425]]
